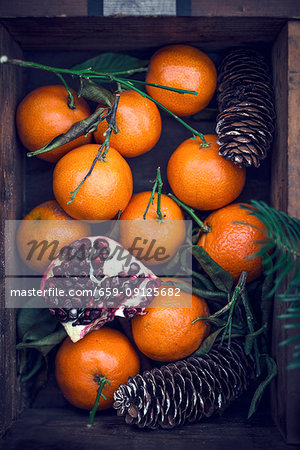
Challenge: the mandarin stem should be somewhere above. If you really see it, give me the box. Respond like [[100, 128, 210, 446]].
[[115, 77, 198, 95], [220, 271, 248, 345], [88, 377, 110, 427], [143, 179, 158, 220], [113, 77, 207, 145], [168, 194, 211, 233], [55, 73, 75, 109], [100, 93, 120, 160], [156, 167, 164, 222]]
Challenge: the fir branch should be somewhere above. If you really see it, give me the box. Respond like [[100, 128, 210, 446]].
[[278, 282, 300, 370], [241, 201, 300, 297], [242, 201, 300, 370]]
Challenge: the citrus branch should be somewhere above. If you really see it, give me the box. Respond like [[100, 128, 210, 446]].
[[88, 376, 110, 427], [67, 94, 120, 204], [1, 56, 207, 145], [168, 193, 211, 233]]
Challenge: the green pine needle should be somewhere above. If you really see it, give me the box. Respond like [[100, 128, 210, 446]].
[[242, 201, 300, 370]]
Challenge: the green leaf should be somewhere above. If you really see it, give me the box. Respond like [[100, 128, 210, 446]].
[[248, 354, 277, 418], [27, 108, 108, 158], [192, 270, 216, 291], [260, 254, 275, 327], [17, 327, 66, 356], [17, 299, 67, 385], [79, 79, 114, 106], [244, 324, 267, 355], [21, 352, 44, 382], [161, 280, 228, 302], [18, 348, 28, 376], [72, 53, 148, 76], [192, 327, 225, 356], [17, 298, 58, 340], [192, 245, 233, 293]]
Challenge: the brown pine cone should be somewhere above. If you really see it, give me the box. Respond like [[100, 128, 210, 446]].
[[216, 49, 275, 168], [113, 340, 255, 429]]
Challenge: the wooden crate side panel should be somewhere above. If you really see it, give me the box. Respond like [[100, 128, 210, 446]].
[[190, 0, 300, 19], [0, 24, 24, 437], [287, 22, 300, 219], [0, 0, 299, 18], [0, 17, 285, 51], [271, 21, 300, 445]]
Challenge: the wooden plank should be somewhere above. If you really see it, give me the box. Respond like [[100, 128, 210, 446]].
[[0, 25, 24, 437], [271, 21, 300, 445], [287, 22, 300, 220], [0, 0, 87, 17], [0, 17, 285, 51], [0, 0, 299, 18], [191, 0, 300, 18], [1, 402, 289, 449]]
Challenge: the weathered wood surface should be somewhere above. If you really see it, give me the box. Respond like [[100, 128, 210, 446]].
[[191, 0, 300, 18], [0, 0, 88, 17], [0, 0, 299, 18], [0, 17, 285, 51], [0, 400, 291, 450], [271, 21, 300, 445], [0, 25, 24, 437]]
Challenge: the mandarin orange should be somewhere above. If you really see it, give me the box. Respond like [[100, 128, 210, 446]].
[[55, 328, 140, 410], [53, 144, 133, 221], [119, 192, 185, 265], [167, 135, 246, 210], [131, 278, 210, 362], [146, 44, 217, 116], [16, 200, 90, 273], [94, 90, 162, 158], [16, 85, 92, 162], [197, 203, 267, 283]]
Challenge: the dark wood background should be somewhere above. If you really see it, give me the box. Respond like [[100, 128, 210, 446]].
[[0, 3, 299, 447]]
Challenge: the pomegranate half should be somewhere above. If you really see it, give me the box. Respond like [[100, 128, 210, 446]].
[[41, 236, 161, 342]]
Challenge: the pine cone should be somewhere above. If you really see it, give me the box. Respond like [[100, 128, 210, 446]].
[[113, 341, 255, 429], [216, 49, 275, 168]]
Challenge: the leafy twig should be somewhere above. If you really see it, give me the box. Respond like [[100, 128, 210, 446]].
[[113, 77, 208, 146], [67, 95, 120, 204], [241, 200, 300, 370], [1, 55, 207, 144], [241, 201, 300, 297]]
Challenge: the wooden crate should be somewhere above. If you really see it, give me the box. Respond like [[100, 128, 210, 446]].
[[0, 2, 300, 448]]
